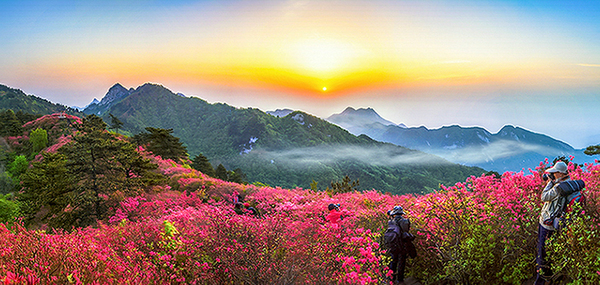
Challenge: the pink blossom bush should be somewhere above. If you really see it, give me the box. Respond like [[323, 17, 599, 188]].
[[1, 155, 599, 284]]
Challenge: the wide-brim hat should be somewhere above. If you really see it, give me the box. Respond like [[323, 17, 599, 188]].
[[546, 161, 568, 173]]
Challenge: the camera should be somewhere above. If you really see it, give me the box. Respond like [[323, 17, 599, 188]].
[[542, 173, 555, 181]]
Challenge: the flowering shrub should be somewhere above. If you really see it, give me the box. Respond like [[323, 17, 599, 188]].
[[1, 155, 598, 284]]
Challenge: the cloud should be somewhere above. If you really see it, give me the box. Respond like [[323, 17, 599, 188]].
[[577, 63, 600, 67], [429, 139, 564, 164], [250, 145, 449, 168]]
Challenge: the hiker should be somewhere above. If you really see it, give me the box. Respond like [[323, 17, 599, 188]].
[[326, 203, 351, 224], [234, 202, 260, 217], [385, 205, 415, 284], [326, 203, 342, 223], [243, 202, 261, 217], [535, 161, 571, 285]]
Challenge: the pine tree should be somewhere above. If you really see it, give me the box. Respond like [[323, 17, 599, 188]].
[[326, 175, 359, 195], [191, 153, 215, 177], [134, 127, 188, 161], [19, 114, 162, 229], [584, 145, 600, 156], [228, 168, 247, 184], [215, 164, 228, 181], [20, 152, 75, 227], [108, 113, 124, 134]]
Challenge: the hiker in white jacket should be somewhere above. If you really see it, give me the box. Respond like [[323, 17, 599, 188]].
[[535, 161, 570, 285]]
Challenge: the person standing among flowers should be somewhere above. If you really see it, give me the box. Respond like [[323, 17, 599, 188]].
[[535, 161, 571, 285], [386, 206, 415, 284], [326, 203, 351, 224]]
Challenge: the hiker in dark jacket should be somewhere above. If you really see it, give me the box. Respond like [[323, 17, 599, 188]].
[[387, 205, 414, 284], [535, 161, 570, 285]]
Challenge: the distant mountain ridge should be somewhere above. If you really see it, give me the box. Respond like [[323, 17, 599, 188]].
[[80, 83, 484, 194], [327, 107, 594, 173], [0, 84, 83, 116]]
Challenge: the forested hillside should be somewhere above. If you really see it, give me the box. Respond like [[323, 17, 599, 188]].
[[88, 83, 485, 194], [0, 84, 82, 116]]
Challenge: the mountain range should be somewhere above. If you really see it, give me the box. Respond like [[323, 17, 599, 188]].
[[77, 83, 484, 194], [327, 107, 595, 173], [8, 81, 590, 193]]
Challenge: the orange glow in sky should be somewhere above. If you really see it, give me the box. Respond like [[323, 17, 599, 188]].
[[1, 0, 599, 148]]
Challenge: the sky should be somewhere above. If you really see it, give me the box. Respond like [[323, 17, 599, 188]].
[[1, 0, 599, 149]]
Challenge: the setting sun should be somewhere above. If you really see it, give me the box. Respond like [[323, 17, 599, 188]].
[[322, 87, 327, 91]]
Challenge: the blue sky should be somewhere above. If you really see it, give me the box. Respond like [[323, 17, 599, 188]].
[[1, 0, 599, 148]]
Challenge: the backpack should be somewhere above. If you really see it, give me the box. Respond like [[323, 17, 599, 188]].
[[552, 179, 586, 230], [383, 220, 401, 253], [396, 217, 415, 242], [557, 180, 586, 212]]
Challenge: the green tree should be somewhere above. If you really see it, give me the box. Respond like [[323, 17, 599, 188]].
[[134, 127, 188, 161], [18, 114, 162, 229], [191, 153, 215, 177], [0, 194, 20, 223], [59, 115, 161, 227], [584, 145, 600, 156], [109, 113, 123, 134], [228, 168, 247, 184], [310, 180, 318, 191], [0, 110, 23, 136], [7, 155, 28, 181], [19, 152, 75, 227], [30, 128, 48, 154], [0, 169, 15, 194], [326, 175, 359, 195], [215, 164, 228, 181]]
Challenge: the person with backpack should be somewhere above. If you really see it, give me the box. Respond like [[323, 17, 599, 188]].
[[535, 161, 573, 285], [384, 206, 416, 284]]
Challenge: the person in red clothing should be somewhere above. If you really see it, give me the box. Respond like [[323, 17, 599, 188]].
[[327, 203, 349, 224]]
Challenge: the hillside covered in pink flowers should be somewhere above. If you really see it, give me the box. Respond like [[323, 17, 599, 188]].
[[0, 113, 599, 284]]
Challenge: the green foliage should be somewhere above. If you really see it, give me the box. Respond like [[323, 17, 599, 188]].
[[19, 115, 163, 229], [7, 155, 28, 180], [584, 145, 600, 156], [109, 113, 124, 134], [99, 83, 484, 194], [0, 194, 19, 223], [310, 180, 318, 191], [30, 128, 48, 154], [0, 85, 83, 118], [326, 175, 359, 195], [0, 168, 15, 194], [19, 152, 75, 227], [547, 204, 600, 284], [133, 127, 188, 161], [227, 168, 246, 184], [214, 164, 228, 181], [191, 153, 215, 177], [0, 110, 23, 136]]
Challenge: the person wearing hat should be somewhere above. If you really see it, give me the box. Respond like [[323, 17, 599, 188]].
[[386, 205, 413, 284], [326, 203, 344, 224], [535, 161, 570, 285]]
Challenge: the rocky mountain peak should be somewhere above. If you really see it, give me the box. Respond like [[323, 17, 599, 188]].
[[99, 83, 130, 106]]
